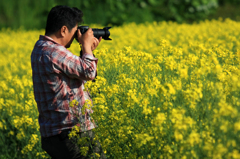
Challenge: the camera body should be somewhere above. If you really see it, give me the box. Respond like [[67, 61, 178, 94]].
[[75, 26, 111, 41]]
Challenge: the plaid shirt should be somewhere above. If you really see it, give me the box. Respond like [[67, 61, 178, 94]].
[[31, 35, 97, 137]]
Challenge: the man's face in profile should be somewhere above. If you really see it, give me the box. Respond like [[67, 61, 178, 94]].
[[65, 24, 78, 48]]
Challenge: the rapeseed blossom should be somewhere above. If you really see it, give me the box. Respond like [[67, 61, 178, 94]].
[[1, 18, 240, 158]]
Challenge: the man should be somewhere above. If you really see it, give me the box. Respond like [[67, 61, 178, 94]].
[[31, 5, 105, 159]]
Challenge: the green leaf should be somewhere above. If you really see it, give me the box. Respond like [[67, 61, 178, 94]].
[[116, 2, 125, 11]]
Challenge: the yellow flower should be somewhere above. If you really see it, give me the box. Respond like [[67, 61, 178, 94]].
[[232, 149, 240, 159], [69, 99, 79, 107], [179, 67, 188, 79], [92, 152, 100, 158], [68, 125, 80, 139], [80, 146, 89, 156], [153, 113, 166, 126], [0, 121, 3, 129], [234, 121, 240, 133], [8, 131, 14, 136], [187, 131, 200, 146], [174, 130, 183, 142]]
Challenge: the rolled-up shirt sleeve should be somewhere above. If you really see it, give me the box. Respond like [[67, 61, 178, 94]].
[[51, 46, 98, 81]]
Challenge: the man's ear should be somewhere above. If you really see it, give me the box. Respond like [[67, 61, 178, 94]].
[[60, 26, 68, 37]]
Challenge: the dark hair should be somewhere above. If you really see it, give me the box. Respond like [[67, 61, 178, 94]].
[[45, 5, 83, 35]]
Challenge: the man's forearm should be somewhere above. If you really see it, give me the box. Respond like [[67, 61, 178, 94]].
[[81, 44, 93, 56]]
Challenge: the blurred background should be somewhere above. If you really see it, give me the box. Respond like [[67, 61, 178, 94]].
[[0, 0, 239, 30]]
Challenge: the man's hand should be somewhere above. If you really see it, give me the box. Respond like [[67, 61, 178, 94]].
[[91, 36, 102, 51], [77, 28, 102, 55]]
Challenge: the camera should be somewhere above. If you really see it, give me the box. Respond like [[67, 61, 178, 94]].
[[75, 26, 111, 41]]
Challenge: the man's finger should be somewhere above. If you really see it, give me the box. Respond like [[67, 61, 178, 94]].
[[99, 37, 102, 43], [77, 29, 82, 37], [87, 28, 93, 34]]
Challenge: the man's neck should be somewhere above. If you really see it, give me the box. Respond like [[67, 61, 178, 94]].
[[46, 34, 64, 46]]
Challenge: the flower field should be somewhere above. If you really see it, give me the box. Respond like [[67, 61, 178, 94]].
[[1, 18, 240, 158]]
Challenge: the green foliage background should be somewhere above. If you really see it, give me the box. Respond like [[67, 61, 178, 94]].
[[0, 0, 239, 30]]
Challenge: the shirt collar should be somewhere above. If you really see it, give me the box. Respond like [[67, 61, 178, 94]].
[[39, 35, 59, 45]]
